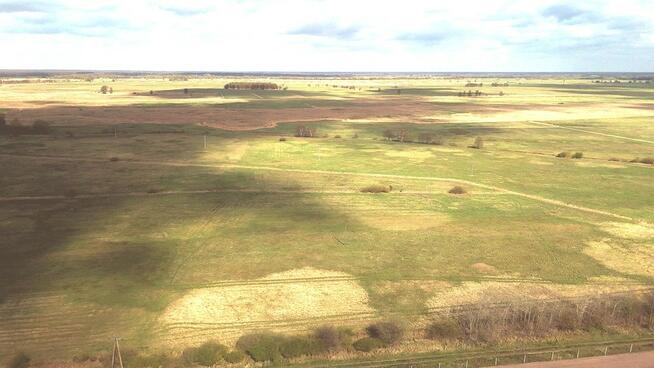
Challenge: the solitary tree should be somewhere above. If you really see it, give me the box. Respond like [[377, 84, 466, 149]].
[[99, 85, 109, 94], [471, 136, 484, 149], [382, 129, 395, 141]]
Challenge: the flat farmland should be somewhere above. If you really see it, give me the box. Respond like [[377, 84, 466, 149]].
[[0, 76, 653, 361]]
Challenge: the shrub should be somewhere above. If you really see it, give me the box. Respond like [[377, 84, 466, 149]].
[[366, 321, 404, 344], [223, 351, 245, 364], [426, 319, 463, 340], [360, 184, 390, 193], [470, 136, 484, 149], [278, 137, 287, 141], [448, 186, 467, 195], [109, 157, 120, 162], [7, 353, 30, 368], [353, 337, 386, 352], [314, 325, 352, 350], [334, 135, 342, 138], [180, 347, 198, 366], [556, 151, 570, 158], [236, 333, 283, 363], [608, 157, 621, 162], [639, 157, 654, 165], [72, 354, 90, 363], [571, 152, 583, 159], [194, 341, 228, 366], [279, 336, 323, 358]]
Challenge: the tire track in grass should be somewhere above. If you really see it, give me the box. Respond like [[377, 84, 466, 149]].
[[0, 153, 638, 222], [528, 121, 654, 145]]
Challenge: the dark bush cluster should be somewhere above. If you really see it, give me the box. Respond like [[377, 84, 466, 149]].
[[448, 186, 467, 195], [353, 321, 405, 352], [631, 157, 654, 165], [224, 82, 280, 90], [235, 331, 327, 363], [181, 341, 228, 366], [360, 184, 390, 193]]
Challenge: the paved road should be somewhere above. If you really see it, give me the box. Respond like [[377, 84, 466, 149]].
[[497, 351, 654, 368]]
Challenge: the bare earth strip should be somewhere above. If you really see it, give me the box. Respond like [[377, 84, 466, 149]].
[[529, 121, 654, 145], [0, 153, 637, 222], [497, 351, 654, 368]]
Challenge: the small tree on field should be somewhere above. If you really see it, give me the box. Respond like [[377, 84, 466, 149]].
[[100, 85, 109, 94], [471, 136, 484, 149], [295, 125, 315, 138], [382, 129, 395, 141]]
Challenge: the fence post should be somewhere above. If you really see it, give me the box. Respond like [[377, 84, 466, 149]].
[[495, 357, 498, 366], [630, 344, 634, 353], [523, 354, 527, 363], [551, 351, 555, 361], [576, 349, 580, 359], [604, 346, 608, 356], [465, 359, 468, 368]]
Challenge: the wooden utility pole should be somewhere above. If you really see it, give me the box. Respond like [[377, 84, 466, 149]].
[[111, 337, 124, 368]]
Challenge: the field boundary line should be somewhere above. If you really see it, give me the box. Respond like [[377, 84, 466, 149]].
[[0, 153, 637, 221]]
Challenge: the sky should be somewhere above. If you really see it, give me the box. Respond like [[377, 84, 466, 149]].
[[0, 0, 653, 72]]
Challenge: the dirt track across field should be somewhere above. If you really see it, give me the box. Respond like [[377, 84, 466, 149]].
[[497, 351, 654, 368], [0, 152, 640, 222]]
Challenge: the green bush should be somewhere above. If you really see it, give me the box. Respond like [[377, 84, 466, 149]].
[[7, 353, 30, 368], [194, 341, 228, 366], [279, 336, 323, 358], [223, 351, 245, 364], [448, 186, 467, 195], [366, 321, 404, 344], [360, 184, 390, 193], [353, 337, 386, 352], [571, 152, 583, 159], [426, 319, 463, 340], [556, 151, 570, 158], [236, 333, 283, 363]]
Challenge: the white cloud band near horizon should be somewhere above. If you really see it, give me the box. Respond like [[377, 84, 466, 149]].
[[0, 0, 653, 72]]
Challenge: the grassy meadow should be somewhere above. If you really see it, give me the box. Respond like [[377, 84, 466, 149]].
[[0, 75, 653, 362]]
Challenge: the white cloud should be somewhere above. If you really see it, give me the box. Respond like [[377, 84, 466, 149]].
[[0, 0, 652, 71]]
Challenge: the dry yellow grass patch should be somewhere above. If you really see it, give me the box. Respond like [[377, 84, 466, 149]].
[[600, 222, 654, 239], [529, 160, 554, 166], [159, 268, 374, 344], [359, 213, 450, 231], [426, 280, 642, 310], [584, 240, 654, 277], [574, 161, 626, 169]]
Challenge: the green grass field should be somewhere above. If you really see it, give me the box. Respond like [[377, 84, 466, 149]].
[[0, 76, 653, 362]]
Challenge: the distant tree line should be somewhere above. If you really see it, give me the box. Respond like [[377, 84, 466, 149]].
[[458, 90, 485, 97], [224, 82, 281, 90]]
